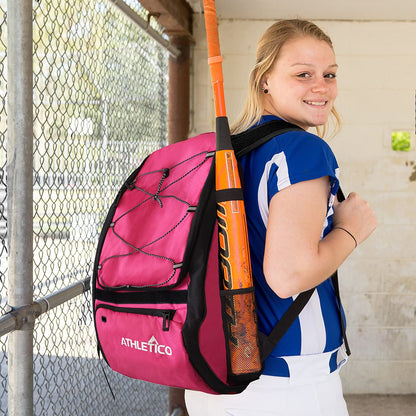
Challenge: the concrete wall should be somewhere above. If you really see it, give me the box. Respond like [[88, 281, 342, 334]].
[[190, 15, 416, 394]]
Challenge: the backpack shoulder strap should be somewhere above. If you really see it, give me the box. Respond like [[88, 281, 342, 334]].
[[231, 119, 302, 159], [259, 289, 315, 359], [258, 189, 351, 360], [332, 187, 351, 356]]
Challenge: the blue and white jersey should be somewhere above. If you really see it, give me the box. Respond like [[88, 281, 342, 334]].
[[239, 115, 343, 376]]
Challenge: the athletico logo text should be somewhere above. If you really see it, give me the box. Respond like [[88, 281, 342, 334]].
[[121, 335, 173, 356]]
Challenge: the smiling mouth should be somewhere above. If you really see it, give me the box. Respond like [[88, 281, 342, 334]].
[[304, 100, 327, 106]]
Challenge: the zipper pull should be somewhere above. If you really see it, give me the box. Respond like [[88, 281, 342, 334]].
[[162, 310, 175, 331]]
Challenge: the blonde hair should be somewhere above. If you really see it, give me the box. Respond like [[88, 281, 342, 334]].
[[231, 20, 341, 138]]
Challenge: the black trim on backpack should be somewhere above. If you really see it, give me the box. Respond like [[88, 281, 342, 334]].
[[94, 288, 188, 305], [182, 162, 251, 394]]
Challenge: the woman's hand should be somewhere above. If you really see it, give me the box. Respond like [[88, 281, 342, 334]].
[[332, 192, 377, 246]]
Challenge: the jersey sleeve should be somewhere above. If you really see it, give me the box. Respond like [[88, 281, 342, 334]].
[[265, 130, 339, 205]]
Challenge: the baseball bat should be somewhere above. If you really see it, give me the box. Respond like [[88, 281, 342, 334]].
[[203, 0, 261, 379]]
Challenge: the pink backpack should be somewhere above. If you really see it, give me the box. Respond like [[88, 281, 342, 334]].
[[93, 121, 320, 394]]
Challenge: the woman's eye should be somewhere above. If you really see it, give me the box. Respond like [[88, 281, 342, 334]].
[[297, 73, 311, 78], [325, 73, 337, 79]]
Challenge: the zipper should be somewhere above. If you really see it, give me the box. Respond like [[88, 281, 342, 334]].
[[96, 304, 176, 331]]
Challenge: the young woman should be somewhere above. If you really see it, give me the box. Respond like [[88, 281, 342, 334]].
[[185, 19, 377, 416]]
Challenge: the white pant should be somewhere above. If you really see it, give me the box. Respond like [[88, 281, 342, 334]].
[[185, 365, 349, 416]]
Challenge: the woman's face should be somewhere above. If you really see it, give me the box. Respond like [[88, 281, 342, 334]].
[[262, 36, 338, 130]]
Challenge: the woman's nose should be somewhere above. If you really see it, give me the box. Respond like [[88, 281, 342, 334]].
[[311, 77, 328, 93]]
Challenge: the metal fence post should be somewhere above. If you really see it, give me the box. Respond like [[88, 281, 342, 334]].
[[6, 1, 34, 415]]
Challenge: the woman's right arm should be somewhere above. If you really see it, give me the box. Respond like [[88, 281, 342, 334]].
[[263, 179, 377, 299]]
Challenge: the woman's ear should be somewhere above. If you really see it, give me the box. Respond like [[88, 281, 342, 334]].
[[261, 74, 268, 89], [261, 77, 269, 93]]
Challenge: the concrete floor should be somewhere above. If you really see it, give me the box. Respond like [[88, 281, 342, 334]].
[[167, 395, 416, 415], [345, 395, 416, 416]]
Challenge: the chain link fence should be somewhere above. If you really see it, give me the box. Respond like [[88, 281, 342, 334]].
[[1, 0, 172, 414], [0, 1, 7, 412]]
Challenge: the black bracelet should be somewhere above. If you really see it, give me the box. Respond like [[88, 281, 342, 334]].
[[333, 227, 358, 248]]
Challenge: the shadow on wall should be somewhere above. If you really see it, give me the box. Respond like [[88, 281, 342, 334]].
[[406, 161, 416, 181]]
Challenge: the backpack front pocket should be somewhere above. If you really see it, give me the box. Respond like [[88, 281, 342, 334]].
[[95, 303, 203, 388]]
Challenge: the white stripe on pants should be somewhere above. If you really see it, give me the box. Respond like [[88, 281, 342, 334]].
[[185, 370, 349, 416]]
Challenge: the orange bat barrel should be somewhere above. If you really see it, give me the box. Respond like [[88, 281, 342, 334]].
[[203, 0, 262, 381], [215, 117, 262, 380]]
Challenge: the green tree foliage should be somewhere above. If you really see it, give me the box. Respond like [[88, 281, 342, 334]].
[[391, 131, 411, 152]]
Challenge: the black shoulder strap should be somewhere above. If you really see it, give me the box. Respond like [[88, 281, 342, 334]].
[[259, 289, 315, 359], [231, 120, 350, 360], [231, 119, 302, 159], [332, 187, 351, 356]]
